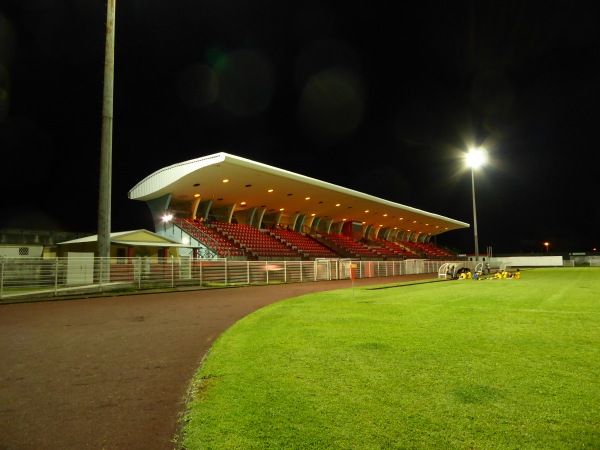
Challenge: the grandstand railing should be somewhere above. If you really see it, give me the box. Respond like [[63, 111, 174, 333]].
[[0, 256, 452, 301]]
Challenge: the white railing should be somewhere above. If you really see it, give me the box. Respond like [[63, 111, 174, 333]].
[[0, 257, 451, 301]]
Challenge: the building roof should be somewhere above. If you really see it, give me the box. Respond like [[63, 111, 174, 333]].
[[58, 229, 194, 248], [128, 152, 469, 237]]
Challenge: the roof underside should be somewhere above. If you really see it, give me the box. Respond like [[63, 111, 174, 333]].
[[128, 153, 469, 237]]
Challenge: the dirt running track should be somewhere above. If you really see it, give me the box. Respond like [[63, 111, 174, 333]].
[[0, 274, 435, 449]]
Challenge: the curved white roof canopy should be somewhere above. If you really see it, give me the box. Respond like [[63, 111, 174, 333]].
[[128, 152, 469, 237]]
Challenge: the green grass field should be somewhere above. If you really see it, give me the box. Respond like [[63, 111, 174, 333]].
[[180, 268, 600, 449]]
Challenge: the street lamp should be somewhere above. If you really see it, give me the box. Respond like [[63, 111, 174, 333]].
[[466, 148, 486, 261], [544, 242, 549, 253]]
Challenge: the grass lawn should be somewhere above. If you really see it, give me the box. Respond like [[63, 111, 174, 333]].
[[180, 268, 600, 449]]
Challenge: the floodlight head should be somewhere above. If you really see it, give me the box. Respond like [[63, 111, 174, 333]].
[[466, 148, 486, 169]]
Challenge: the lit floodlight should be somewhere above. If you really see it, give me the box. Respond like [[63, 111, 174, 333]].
[[466, 147, 487, 261], [466, 147, 486, 169]]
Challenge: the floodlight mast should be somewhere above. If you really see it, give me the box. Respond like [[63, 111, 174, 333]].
[[467, 148, 486, 262], [98, 0, 115, 264]]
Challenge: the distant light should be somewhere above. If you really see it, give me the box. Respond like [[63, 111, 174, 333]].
[[305, 197, 310, 200], [279, 208, 284, 211], [311, 213, 316, 216], [336, 203, 341, 207], [240, 201, 246, 205], [466, 148, 486, 169], [222, 179, 229, 183], [162, 213, 173, 222], [268, 189, 274, 192], [193, 194, 200, 198]]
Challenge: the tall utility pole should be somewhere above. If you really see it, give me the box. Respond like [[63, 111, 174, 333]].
[[466, 147, 486, 262], [470, 167, 479, 261], [98, 0, 115, 261]]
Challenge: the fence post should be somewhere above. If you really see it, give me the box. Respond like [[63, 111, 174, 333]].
[[0, 257, 4, 299], [199, 257, 203, 286], [54, 258, 59, 297], [171, 255, 174, 288], [98, 257, 103, 291]]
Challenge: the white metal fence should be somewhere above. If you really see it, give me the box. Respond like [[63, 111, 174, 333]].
[[0, 256, 451, 301]]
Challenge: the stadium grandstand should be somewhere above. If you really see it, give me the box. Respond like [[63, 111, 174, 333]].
[[128, 152, 468, 261]]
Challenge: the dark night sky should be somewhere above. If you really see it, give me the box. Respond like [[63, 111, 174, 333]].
[[1, 0, 598, 254]]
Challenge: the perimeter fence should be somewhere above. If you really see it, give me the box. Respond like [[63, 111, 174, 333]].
[[0, 256, 453, 301]]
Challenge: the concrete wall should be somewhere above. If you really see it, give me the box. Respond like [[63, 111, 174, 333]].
[[489, 255, 564, 268]]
